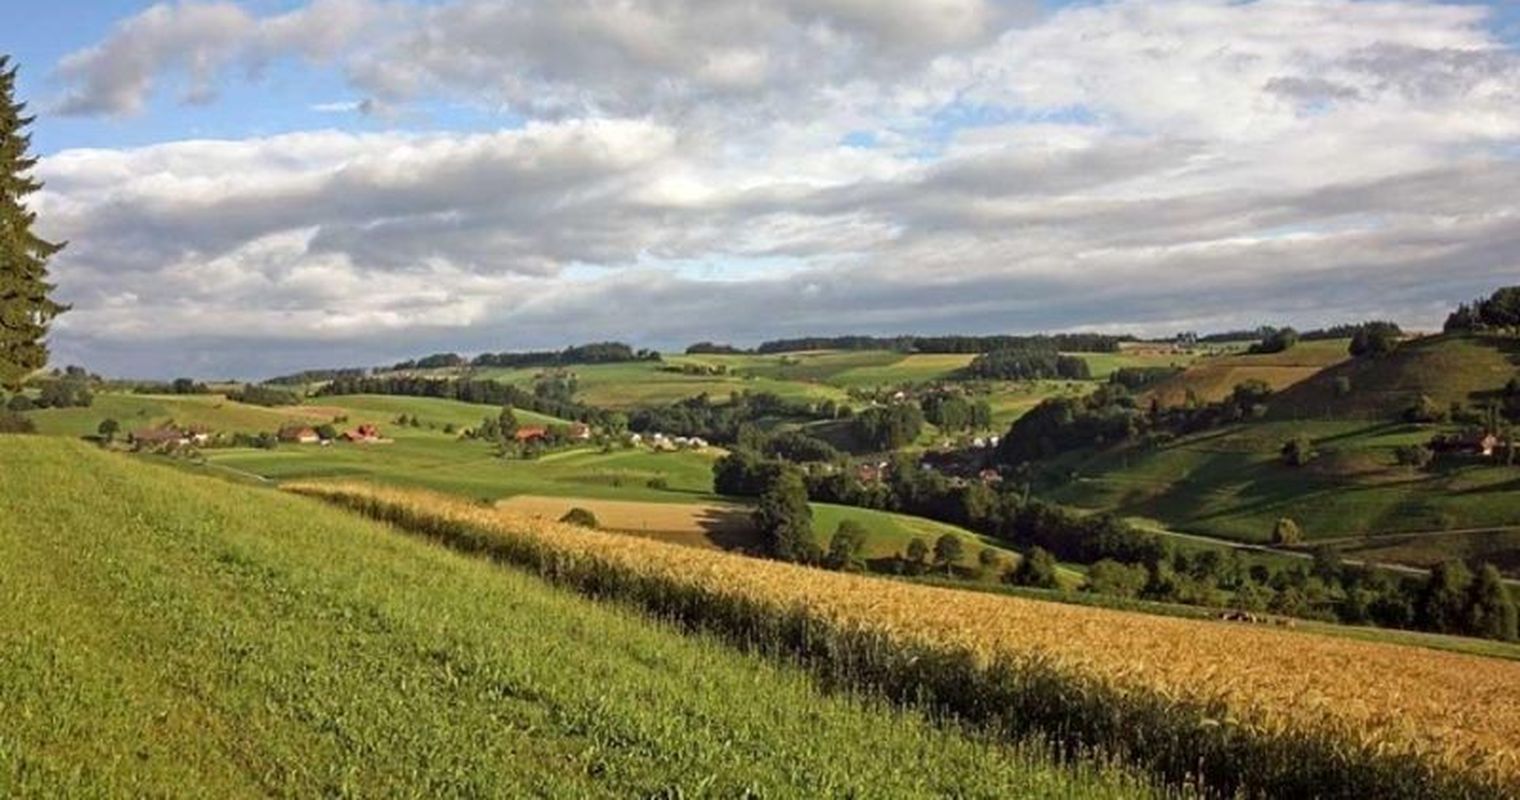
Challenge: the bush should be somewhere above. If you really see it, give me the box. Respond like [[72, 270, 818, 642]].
[[1007, 546, 1061, 589], [559, 508, 599, 529], [1247, 327, 1298, 355], [1403, 395, 1447, 424], [1272, 518, 1304, 546], [1280, 435, 1317, 467], [1394, 444, 1432, 469], [824, 521, 869, 572], [0, 410, 36, 434], [6, 394, 35, 412]]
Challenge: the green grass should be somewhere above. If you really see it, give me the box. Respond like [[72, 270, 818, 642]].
[[23, 393, 332, 437], [1145, 339, 1351, 406], [1269, 333, 1519, 420], [0, 436, 1157, 798], [468, 359, 850, 408], [1068, 347, 1200, 381], [316, 394, 568, 428], [1048, 420, 1520, 555]]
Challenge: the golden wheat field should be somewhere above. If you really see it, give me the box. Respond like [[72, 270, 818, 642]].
[[289, 481, 1520, 788]]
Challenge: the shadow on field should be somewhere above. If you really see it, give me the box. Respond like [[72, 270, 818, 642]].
[[693, 507, 763, 552]]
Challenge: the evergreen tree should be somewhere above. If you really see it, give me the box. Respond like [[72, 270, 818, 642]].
[[0, 57, 66, 390]]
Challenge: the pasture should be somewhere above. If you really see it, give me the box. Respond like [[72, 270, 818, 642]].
[[1143, 338, 1351, 406], [0, 436, 1152, 798], [1048, 420, 1520, 556]]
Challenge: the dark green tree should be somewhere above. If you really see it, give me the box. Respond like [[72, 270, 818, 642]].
[[1007, 546, 1060, 589], [931, 533, 964, 574], [1467, 564, 1518, 642], [824, 519, 868, 571], [753, 467, 814, 562], [0, 57, 66, 390], [903, 537, 930, 575], [1417, 561, 1474, 634], [96, 417, 119, 441]]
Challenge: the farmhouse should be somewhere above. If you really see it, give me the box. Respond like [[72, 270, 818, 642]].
[[130, 427, 186, 449], [278, 425, 320, 444], [342, 424, 384, 443], [515, 426, 548, 443], [568, 422, 592, 440]]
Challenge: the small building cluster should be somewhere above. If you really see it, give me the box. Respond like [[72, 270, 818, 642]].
[[626, 432, 709, 451]]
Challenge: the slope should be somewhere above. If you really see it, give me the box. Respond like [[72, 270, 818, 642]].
[[0, 436, 1148, 798]]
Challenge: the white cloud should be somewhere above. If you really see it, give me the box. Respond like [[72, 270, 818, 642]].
[[33, 0, 1520, 377]]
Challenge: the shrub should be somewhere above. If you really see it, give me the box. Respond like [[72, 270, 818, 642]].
[[1272, 518, 1304, 546], [0, 410, 36, 434], [1280, 435, 1316, 467], [558, 507, 599, 529], [824, 521, 869, 572], [1403, 395, 1447, 424], [1007, 546, 1061, 589], [932, 534, 965, 574], [1394, 444, 1433, 469]]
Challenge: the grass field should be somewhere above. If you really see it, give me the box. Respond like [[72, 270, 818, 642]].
[[297, 481, 1520, 797], [1268, 333, 1519, 420], [1144, 339, 1351, 406], [1048, 420, 1520, 555], [22, 393, 343, 437], [0, 436, 1156, 797], [469, 359, 851, 408], [1069, 345, 1201, 380]]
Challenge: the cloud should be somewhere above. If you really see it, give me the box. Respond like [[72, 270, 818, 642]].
[[32, 0, 1520, 378]]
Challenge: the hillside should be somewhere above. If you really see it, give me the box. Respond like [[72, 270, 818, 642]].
[[1049, 419, 1520, 553], [1267, 334, 1519, 420], [0, 437, 1149, 798], [1144, 339, 1351, 406]]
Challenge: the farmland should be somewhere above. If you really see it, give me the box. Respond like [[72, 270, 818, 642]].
[[0, 436, 1156, 798], [1143, 339, 1351, 406], [1048, 419, 1520, 548], [294, 479, 1520, 798], [496, 493, 1055, 579]]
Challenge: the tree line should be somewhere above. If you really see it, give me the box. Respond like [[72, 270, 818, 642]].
[[961, 347, 1092, 381], [314, 375, 616, 425], [714, 449, 1517, 641], [753, 333, 1128, 355], [1444, 285, 1520, 334], [389, 342, 660, 372]]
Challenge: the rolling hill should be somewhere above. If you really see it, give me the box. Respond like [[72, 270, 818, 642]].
[[1267, 334, 1519, 420], [0, 436, 1150, 798], [1143, 339, 1351, 406]]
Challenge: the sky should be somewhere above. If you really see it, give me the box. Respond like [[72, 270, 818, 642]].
[[4, 0, 1519, 379]]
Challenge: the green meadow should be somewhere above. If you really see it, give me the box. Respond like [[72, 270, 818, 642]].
[[0, 436, 1156, 798]]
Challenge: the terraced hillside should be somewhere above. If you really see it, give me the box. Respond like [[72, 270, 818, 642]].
[[0, 437, 1151, 798]]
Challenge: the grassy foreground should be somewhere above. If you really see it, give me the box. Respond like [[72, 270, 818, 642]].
[[0, 437, 1155, 798], [291, 480, 1520, 799]]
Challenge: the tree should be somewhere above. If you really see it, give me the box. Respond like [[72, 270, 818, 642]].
[[559, 507, 599, 529], [0, 58, 66, 391], [1084, 559, 1147, 598], [976, 546, 1003, 578], [1403, 394, 1446, 424], [97, 418, 119, 442], [498, 406, 519, 438], [753, 467, 814, 562], [824, 520, 868, 571], [903, 537, 930, 575], [1280, 434, 1316, 467], [932, 534, 964, 574], [1007, 546, 1060, 589], [1417, 561, 1473, 634], [1467, 564, 1518, 642], [1348, 322, 1401, 358], [0, 408, 33, 433], [1272, 517, 1304, 546]]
